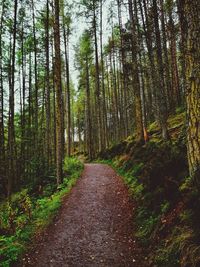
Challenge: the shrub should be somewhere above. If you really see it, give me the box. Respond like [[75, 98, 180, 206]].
[[0, 157, 83, 267], [63, 157, 84, 176]]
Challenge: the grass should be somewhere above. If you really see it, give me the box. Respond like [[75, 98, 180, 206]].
[[0, 157, 84, 267]]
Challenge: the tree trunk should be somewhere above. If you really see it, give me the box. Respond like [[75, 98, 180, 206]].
[[63, 20, 71, 157], [100, 0, 108, 148], [117, 0, 128, 138], [185, 0, 200, 180], [168, 4, 181, 106], [8, 0, 18, 198], [93, 0, 103, 152], [45, 0, 51, 167], [85, 56, 93, 160], [160, 0, 172, 110], [152, 0, 169, 140], [177, 0, 187, 98], [0, 0, 5, 190], [54, 0, 63, 185], [128, 0, 144, 143], [31, 0, 38, 148]]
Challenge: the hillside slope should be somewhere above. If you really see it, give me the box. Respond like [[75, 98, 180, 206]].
[[98, 111, 200, 267]]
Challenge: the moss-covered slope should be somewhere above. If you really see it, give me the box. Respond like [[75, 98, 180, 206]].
[[98, 112, 200, 267]]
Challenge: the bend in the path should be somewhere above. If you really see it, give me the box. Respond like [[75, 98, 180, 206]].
[[21, 163, 145, 267]]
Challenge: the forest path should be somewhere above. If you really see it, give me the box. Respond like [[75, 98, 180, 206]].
[[21, 164, 145, 267]]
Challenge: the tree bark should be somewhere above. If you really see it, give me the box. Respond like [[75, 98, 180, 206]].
[[85, 55, 93, 160], [128, 0, 144, 143], [8, 0, 18, 197], [93, 0, 103, 152], [54, 0, 64, 184], [0, 0, 5, 194], [63, 18, 71, 157], [152, 0, 169, 140], [45, 0, 51, 166], [31, 0, 38, 147], [185, 0, 200, 180]]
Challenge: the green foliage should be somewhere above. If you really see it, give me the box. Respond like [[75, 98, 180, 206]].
[[179, 210, 193, 223], [154, 226, 198, 267], [176, 106, 185, 114], [0, 190, 32, 234], [167, 112, 185, 131], [63, 157, 84, 177], [161, 201, 170, 214], [135, 206, 159, 242], [179, 176, 193, 193], [0, 235, 24, 267], [148, 120, 159, 133], [0, 157, 83, 267], [33, 195, 62, 229], [121, 171, 144, 201]]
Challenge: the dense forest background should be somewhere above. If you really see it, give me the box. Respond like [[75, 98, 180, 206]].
[[0, 0, 199, 197], [0, 0, 200, 266]]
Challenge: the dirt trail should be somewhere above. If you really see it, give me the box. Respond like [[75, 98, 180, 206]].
[[21, 164, 146, 267]]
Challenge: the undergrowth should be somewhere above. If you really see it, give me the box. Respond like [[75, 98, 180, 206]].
[[98, 112, 200, 267], [0, 157, 83, 267]]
